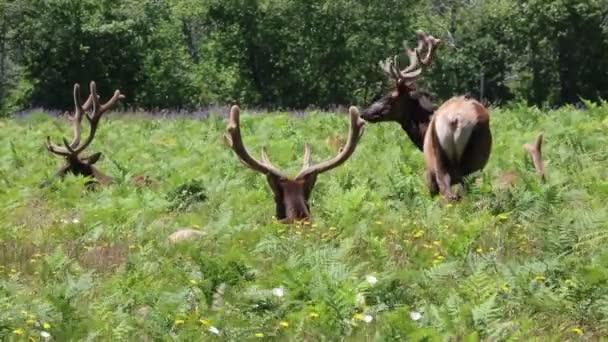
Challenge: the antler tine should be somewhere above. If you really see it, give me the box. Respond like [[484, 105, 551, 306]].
[[225, 105, 288, 179], [296, 106, 365, 179], [420, 34, 441, 65], [523, 133, 545, 181], [300, 144, 311, 173], [45, 83, 86, 156], [399, 31, 441, 80], [379, 56, 401, 81], [72, 81, 123, 154]]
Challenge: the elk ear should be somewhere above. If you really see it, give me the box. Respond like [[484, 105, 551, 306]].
[[409, 90, 434, 112], [84, 152, 102, 165]]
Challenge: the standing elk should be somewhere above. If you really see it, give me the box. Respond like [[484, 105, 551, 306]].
[[361, 31, 492, 201], [225, 105, 365, 223], [42, 81, 124, 187]]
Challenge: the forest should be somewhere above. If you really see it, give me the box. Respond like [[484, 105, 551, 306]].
[[0, 0, 607, 114]]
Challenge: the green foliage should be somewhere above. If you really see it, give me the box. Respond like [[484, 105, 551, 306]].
[[1, 104, 608, 339], [2, 0, 607, 113]]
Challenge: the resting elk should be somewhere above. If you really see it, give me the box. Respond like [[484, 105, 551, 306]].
[[225, 105, 365, 223], [361, 31, 492, 201], [43, 81, 124, 187]]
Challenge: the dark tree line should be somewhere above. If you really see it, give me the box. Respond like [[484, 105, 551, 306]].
[[0, 0, 607, 115]]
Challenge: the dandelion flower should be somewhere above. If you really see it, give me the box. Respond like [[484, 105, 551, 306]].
[[571, 328, 583, 335], [272, 287, 285, 298], [279, 321, 289, 328], [476, 247, 483, 254], [255, 332, 265, 338], [365, 275, 378, 285], [410, 311, 422, 321], [13, 328, 24, 335], [43, 323, 51, 329], [208, 326, 220, 335]]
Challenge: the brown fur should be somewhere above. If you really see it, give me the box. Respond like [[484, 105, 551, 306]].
[[423, 97, 492, 201]]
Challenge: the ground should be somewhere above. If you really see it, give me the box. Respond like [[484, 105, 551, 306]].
[[1, 103, 608, 340]]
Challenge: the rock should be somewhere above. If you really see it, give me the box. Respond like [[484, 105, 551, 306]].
[[168, 229, 205, 244]]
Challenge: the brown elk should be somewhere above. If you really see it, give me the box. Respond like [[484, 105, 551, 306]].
[[43, 81, 124, 187], [225, 105, 365, 223], [361, 31, 492, 201]]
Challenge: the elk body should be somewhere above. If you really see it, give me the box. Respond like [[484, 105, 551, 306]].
[[43, 81, 124, 187], [225, 105, 365, 223], [361, 31, 492, 201]]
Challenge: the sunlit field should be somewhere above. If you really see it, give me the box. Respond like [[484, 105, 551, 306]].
[[1, 103, 608, 340]]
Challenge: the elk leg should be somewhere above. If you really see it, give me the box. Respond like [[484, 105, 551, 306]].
[[425, 170, 439, 196], [429, 123, 460, 202], [460, 122, 492, 176]]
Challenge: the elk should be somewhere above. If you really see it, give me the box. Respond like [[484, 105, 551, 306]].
[[43, 81, 124, 187], [225, 105, 365, 223], [361, 31, 492, 201]]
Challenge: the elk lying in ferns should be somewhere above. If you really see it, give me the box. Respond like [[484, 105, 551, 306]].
[[361, 31, 492, 201], [225, 105, 365, 223], [43, 81, 124, 188]]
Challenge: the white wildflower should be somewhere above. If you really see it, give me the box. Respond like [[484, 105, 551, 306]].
[[72, 218, 80, 224], [208, 326, 220, 335], [40, 331, 51, 339], [410, 311, 422, 321], [362, 314, 373, 323], [365, 275, 378, 285], [272, 287, 285, 298]]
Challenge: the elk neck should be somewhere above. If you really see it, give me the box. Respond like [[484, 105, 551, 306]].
[[398, 95, 434, 151]]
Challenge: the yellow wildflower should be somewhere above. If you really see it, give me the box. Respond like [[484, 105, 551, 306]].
[[534, 275, 546, 281], [303, 221, 311, 225], [43, 323, 51, 329], [497, 213, 509, 221], [353, 313, 363, 320], [13, 328, 24, 335], [571, 328, 583, 335], [189, 279, 198, 285], [199, 319, 210, 326], [413, 230, 425, 238], [329, 227, 337, 231], [500, 283, 510, 292], [309, 312, 319, 319], [255, 332, 265, 338], [279, 321, 289, 328], [476, 247, 483, 254], [174, 319, 185, 325], [432, 240, 441, 246], [446, 203, 453, 208]]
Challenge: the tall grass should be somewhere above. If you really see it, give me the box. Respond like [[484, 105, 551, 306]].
[[0, 104, 607, 340]]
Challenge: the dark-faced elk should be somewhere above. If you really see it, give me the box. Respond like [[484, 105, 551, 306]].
[[225, 105, 365, 223], [361, 31, 492, 201], [43, 81, 124, 187]]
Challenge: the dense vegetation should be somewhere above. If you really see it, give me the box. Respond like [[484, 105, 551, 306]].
[[1, 0, 608, 115], [1, 102, 608, 340]]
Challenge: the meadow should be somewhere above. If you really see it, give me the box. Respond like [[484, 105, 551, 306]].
[[1, 103, 608, 341]]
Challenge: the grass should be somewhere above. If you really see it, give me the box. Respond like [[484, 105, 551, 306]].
[[1, 103, 608, 341]]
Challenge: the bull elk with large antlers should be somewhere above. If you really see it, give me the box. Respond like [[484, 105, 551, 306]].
[[43, 81, 124, 187], [361, 31, 492, 201], [225, 105, 365, 223]]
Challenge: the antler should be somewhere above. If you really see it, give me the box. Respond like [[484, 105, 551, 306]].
[[225, 106, 289, 179], [296, 107, 366, 179], [46, 81, 124, 157], [523, 133, 545, 181], [380, 31, 442, 85]]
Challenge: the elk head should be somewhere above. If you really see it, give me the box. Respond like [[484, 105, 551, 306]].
[[43, 81, 124, 187], [361, 31, 441, 150], [225, 105, 365, 223]]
